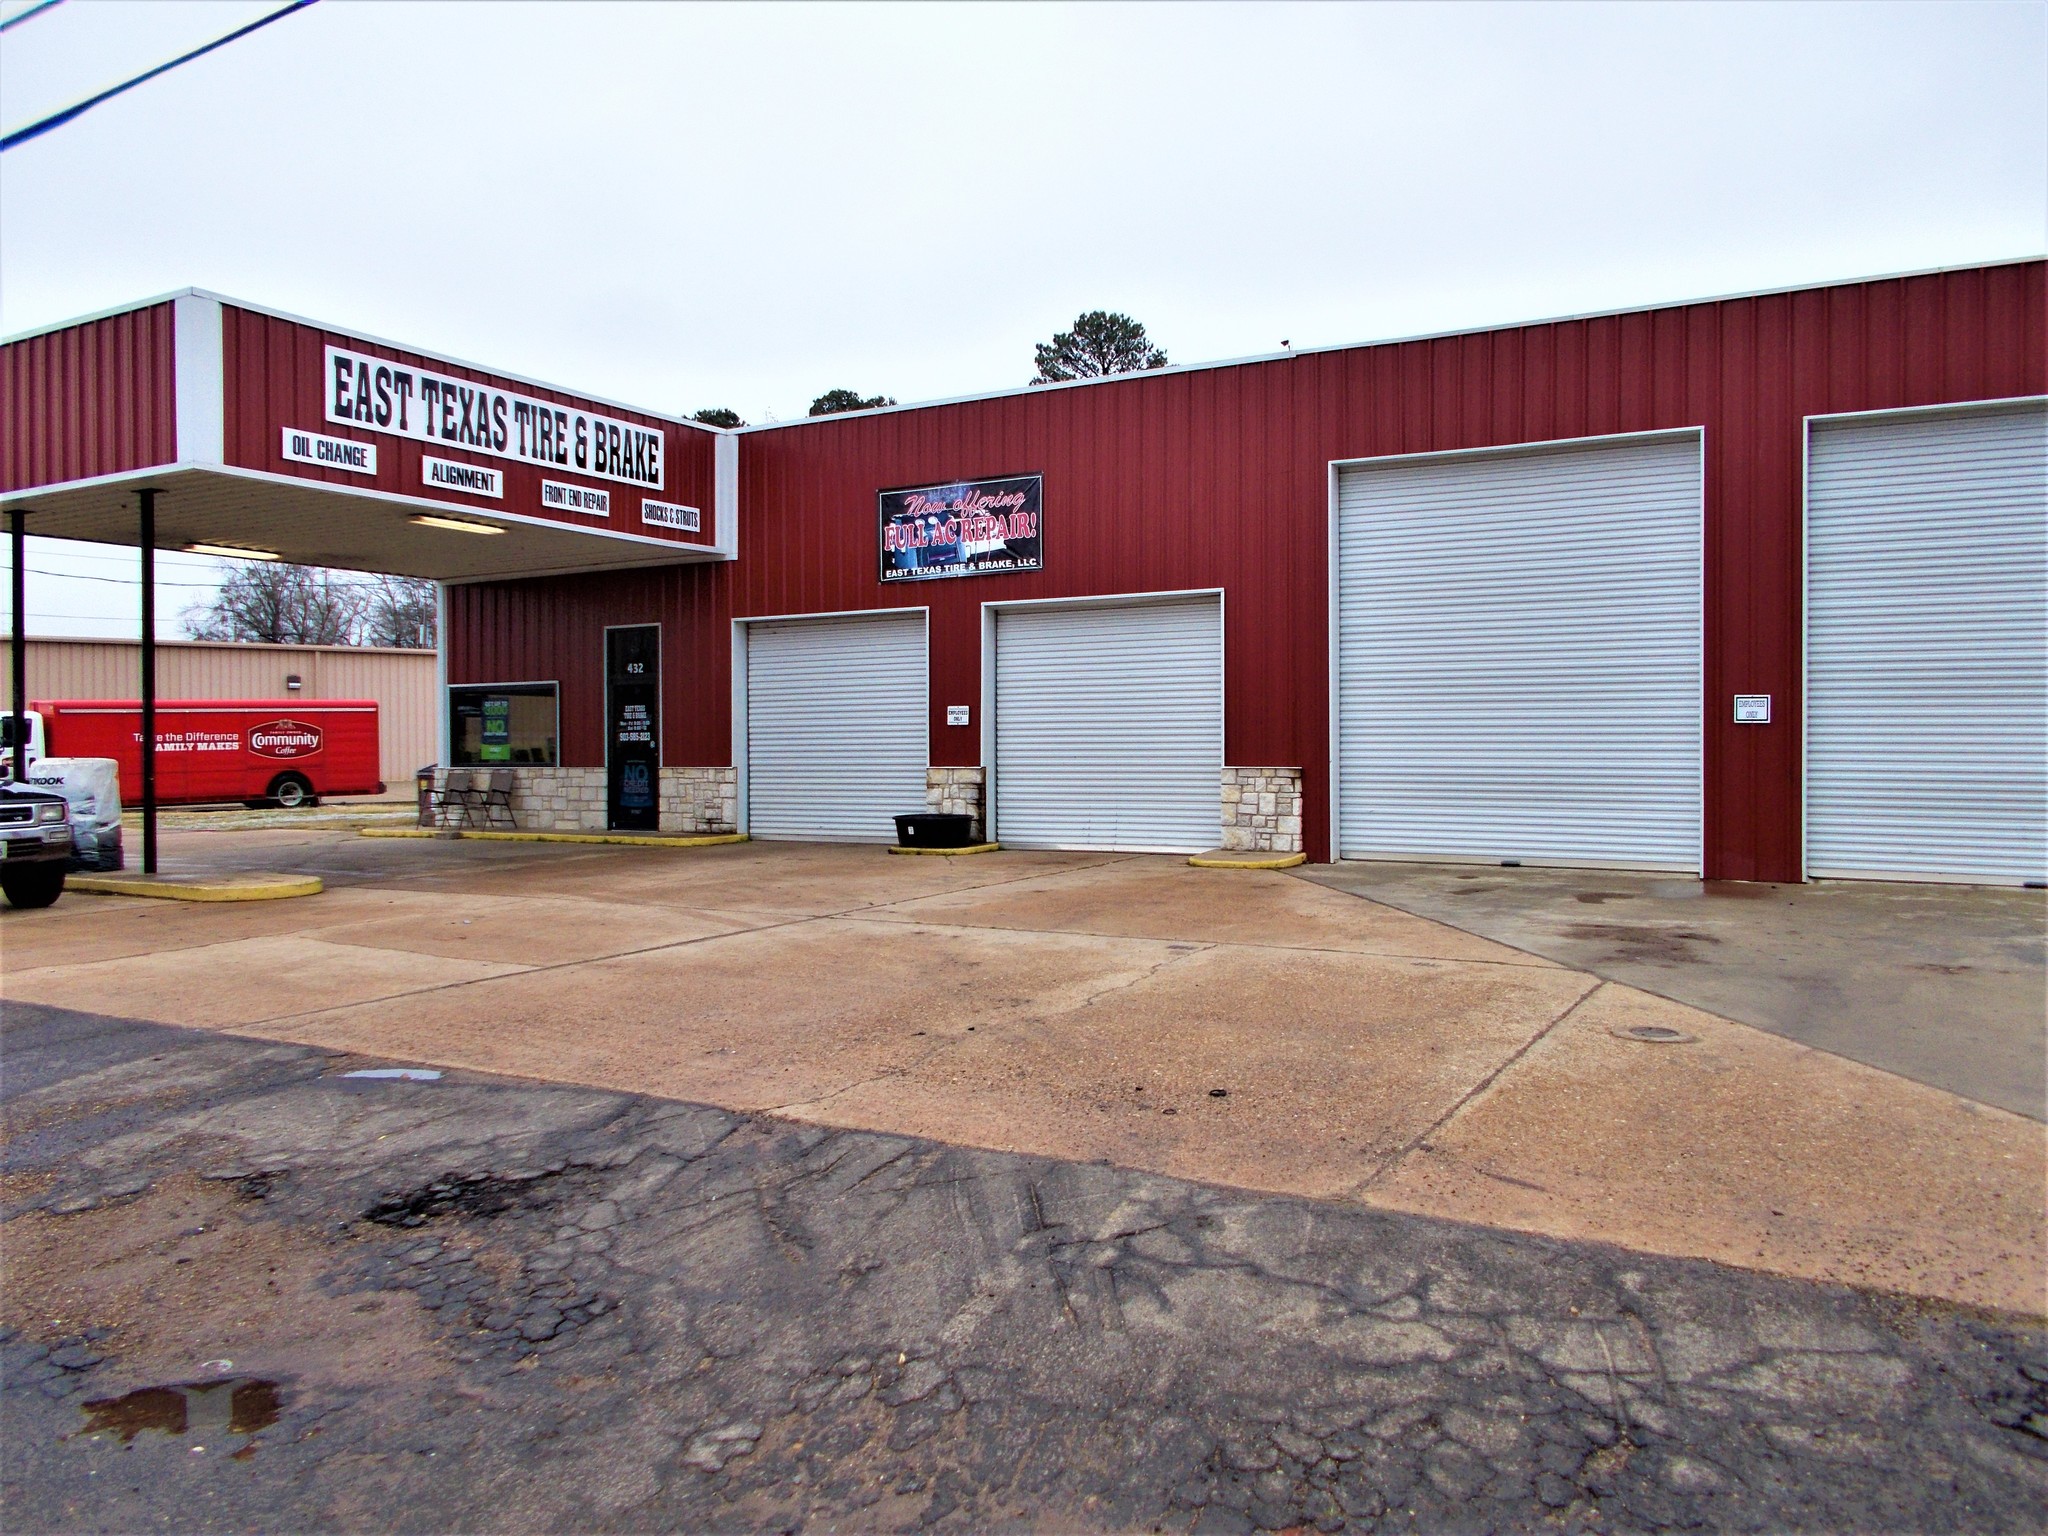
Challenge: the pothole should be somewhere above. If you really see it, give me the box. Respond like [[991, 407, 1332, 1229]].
[[362, 1170, 559, 1227]]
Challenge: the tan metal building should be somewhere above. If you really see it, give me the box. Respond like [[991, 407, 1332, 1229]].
[[7, 637, 434, 794]]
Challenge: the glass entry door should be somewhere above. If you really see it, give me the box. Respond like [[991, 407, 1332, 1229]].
[[605, 626, 660, 832]]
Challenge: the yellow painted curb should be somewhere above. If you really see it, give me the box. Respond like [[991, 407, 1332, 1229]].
[[886, 842, 1002, 857], [68, 872, 324, 902], [359, 827, 748, 849], [1187, 852, 1308, 870]]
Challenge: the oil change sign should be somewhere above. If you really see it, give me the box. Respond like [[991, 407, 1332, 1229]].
[[880, 473, 1042, 582], [323, 345, 664, 491]]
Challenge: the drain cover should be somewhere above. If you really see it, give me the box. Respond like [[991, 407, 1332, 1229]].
[[1610, 1023, 1697, 1045]]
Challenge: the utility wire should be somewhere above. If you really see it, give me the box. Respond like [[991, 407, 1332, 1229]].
[[0, 0, 317, 153], [22, 569, 225, 588], [0, 0, 66, 35]]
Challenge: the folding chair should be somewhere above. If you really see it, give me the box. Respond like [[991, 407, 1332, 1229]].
[[435, 769, 481, 829], [480, 769, 517, 830]]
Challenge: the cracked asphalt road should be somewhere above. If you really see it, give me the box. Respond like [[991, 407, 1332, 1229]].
[[4, 1003, 2045, 1533]]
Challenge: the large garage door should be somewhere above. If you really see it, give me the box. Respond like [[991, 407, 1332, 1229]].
[[1337, 434, 1703, 868], [1807, 401, 2048, 884], [994, 596, 1221, 852], [745, 612, 927, 842]]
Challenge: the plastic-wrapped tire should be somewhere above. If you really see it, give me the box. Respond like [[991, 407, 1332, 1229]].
[[1, 863, 66, 908]]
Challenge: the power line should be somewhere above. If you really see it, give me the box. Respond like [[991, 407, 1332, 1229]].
[[23, 568, 224, 588], [1, 0, 318, 153], [0, 0, 66, 35], [15, 546, 227, 566]]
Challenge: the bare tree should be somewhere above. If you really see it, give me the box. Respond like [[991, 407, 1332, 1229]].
[[183, 564, 438, 649], [357, 575, 438, 649], [182, 563, 362, 645]]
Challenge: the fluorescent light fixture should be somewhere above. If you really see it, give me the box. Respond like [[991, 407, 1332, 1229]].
[[185, 541, 279, 560], [409, 514, 504, 535]]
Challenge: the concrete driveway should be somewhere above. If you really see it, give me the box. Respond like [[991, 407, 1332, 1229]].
[[5, 1004, 2044, 1535], [1298, 861, 2048, 1121], [4, 830, 2042, 1318]]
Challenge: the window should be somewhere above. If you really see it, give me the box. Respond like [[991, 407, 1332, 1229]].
[[450, 683, 558, 767]]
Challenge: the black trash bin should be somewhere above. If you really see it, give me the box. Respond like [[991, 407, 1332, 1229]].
[[416, 765, 438, 828], [894, 812, 975, 849]]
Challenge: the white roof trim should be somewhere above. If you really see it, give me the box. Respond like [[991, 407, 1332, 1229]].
[[0, 286, 723, 437], [738, 253, 2048, 432], [5, 255, 2039, 438]]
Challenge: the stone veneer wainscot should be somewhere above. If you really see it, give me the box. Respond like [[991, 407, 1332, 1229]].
[[926, 766, 986, 841], [1221, 766, 1303, 853], [434, 766, 737, 835]]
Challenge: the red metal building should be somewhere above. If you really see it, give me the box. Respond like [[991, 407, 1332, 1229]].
[[7, 263, 2045, 882]]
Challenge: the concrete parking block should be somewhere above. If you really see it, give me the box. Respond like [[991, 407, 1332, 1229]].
[[68, 871, 323, 901]]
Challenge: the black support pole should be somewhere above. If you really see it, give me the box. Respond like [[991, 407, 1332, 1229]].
[[139, 490, 158, 874], [8, 507, 25, 782]]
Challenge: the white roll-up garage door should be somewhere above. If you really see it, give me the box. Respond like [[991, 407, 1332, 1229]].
[[994, 595, 1222, 852], [744, 612, 928, 842], [1806, 401, 2048, 884], [1336, 433, 1703, 868]]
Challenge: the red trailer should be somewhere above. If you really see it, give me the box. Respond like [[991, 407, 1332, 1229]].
[[8, 699, 382, 808]]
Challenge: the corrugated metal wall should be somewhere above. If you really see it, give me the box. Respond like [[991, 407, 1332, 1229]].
[[446, 260, 2047, 878], [219, 306, 724, 553], [1, 303, 178, 491], [7, 638, 434, 791]]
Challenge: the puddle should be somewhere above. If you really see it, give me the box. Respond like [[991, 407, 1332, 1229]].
[[80, 1379, 282, 1443], [341, 1068, 443, 1081], [1610, 1023, 1699, 1045], [1563, 922, 1720, 964], [1573, 892, 1638, 905]]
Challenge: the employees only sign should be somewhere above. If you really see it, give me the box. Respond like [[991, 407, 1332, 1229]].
[[880, 474, 1042, 582], [324, 345, 664, 491]]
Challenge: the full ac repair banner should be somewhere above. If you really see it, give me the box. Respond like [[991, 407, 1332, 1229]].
[[880, 473, 1043, 582], [323, 346, 664, 491]]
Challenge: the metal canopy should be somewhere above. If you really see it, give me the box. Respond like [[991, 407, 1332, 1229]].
[[0, 466, 721, 584]]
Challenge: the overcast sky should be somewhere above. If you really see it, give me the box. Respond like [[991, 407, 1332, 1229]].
[[3, 0, 2043, 637]]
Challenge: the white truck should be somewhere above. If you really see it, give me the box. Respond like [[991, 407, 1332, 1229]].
[[0, 779, 74, 908]]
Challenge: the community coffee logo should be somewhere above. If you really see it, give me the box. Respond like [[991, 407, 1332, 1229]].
[[247, 720, 324, 759]]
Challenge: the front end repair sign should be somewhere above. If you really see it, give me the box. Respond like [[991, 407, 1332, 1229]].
[[880, 474, 1043, 582]]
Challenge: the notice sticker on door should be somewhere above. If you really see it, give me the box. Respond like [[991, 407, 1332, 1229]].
[[1733, 694, 1771, 724], [946, 705, 971, 727]]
